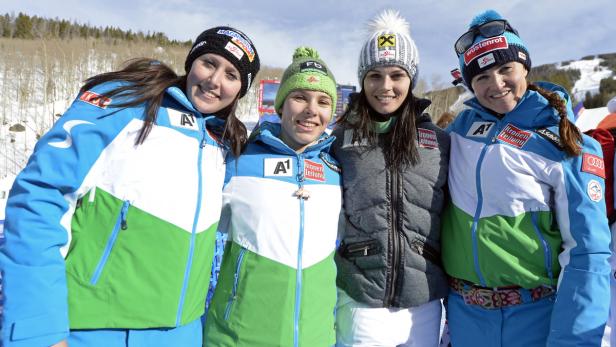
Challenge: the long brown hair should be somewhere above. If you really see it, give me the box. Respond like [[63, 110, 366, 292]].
[[337, 90, 420, 169], [80, 58, 246, 156], [527, 83, 582, 156]]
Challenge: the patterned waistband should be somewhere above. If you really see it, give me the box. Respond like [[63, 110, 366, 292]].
[[449, 277, 555, 310]]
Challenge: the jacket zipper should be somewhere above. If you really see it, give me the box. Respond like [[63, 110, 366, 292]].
[[385, 168, 401, 306], [175, 117, 206, 326], [531, 211, 554, 281], [468, 124, 503, 286], [90, 200, 130, 285], [224, 247, 247, 320], [293, 155, 306, 347]]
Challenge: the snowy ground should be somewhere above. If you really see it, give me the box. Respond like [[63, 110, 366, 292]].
[[558, 58, 614, 102]]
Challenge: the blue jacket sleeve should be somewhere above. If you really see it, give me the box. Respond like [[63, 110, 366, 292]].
[[547, 135, 611, 346], [0, 84, 137, 346]]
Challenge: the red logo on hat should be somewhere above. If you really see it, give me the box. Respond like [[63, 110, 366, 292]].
[[79, 91, 111, 109], [464, 36, 509, 65], [307, 75, 320, 84], [304, 159, 325, 181], [581, 153, 606, 178]]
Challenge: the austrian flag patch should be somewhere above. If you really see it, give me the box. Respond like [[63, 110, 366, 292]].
[[418, 128, 438, 148], [304, 159, 325, 181], [79, 91, 111, 109], [581, 153, 606, 178], [496, 124, 530, 148]]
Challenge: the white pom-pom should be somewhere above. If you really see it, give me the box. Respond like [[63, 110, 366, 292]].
[[367, 9, 410, 36]]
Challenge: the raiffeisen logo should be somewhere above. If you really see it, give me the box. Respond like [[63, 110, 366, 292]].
[[464, 36, 508, 65]]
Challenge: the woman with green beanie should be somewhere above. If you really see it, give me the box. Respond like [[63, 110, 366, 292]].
[[203, 47, 342, 347]]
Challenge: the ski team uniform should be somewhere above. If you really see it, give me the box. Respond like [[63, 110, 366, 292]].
[[442, 82, 611, 346], [0, 81, 226, 347], [204, 122, 342, 347]]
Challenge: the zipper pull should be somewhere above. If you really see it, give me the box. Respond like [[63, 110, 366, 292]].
[[294, 187, 311, 200], [120, 201, 130, 230]]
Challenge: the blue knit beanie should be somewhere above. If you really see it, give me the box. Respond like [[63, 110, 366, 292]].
[[457, 10, 531, 89]]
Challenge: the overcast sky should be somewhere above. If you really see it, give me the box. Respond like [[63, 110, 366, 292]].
[[2, 0, 615, 89]]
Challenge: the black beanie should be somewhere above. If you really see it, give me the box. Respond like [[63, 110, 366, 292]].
[[184, 26, 260, 98]]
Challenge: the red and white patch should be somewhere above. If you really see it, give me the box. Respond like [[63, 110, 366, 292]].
[[587, 179, 603, 202], [477, 53, 496, 68], [581, 153, 606, 178], [304, 159, 325, 182], [464, 36, 508, 65], [518, 51, 527, 61], [224, 41, 244, 61], [79, 91, 111, 109], [417, 128, 438, 149], [378, 49, 396, 60], [496, 124, 530, 148]]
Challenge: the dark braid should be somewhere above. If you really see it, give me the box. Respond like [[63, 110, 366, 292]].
[[527, 83, 582, 156]]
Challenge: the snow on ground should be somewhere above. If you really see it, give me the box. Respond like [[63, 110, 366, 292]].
[[558, 58, 614, 102]]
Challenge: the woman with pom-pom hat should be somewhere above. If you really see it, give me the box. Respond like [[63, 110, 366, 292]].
[[442, 9, 610, 346], [203, 47, 342, 347], [331, 9, 450, 346]]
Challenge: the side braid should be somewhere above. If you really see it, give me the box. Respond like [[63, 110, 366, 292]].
[[527, 83, 582, 156]]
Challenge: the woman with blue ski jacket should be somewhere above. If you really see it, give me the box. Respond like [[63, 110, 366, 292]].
[[442, 9, 611, 347], [204, 47, 342, 347], [0, 26, 259, 347]]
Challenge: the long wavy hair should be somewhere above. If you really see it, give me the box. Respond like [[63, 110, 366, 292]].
[[336, 90, 421, 170], [80, 58, 247, 156], [527, 83, 581, 156]]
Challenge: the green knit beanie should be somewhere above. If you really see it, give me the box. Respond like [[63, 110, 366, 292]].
[[274, 46, 337, 115]]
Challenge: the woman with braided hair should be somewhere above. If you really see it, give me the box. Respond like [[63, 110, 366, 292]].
[[442, 9, 611, 347]]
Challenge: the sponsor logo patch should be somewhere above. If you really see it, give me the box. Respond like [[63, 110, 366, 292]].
[[306, 75, 320, 84], [518, 51, 527, 61], [304, 159, 325, 181], [224, 41, 244, 61], [417, 128, 438, 148], [378, 34, 396, 48], [467, 121, 495, 138], [587, 179, 603, 202], [189, 40, 206, 55], [378, 49, 396, 60], [264, 158, 293, 177], [581, 153, 606, 178], [167, 108, 198, 131], [478, 53, 496, 68], [79, 90, 111, 109], [300, 61, 327, 75], [535, 128, 563, 149], [496, 124, 531, 148], [217, 29, 255, 61], [464, 36, 508, 65]]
